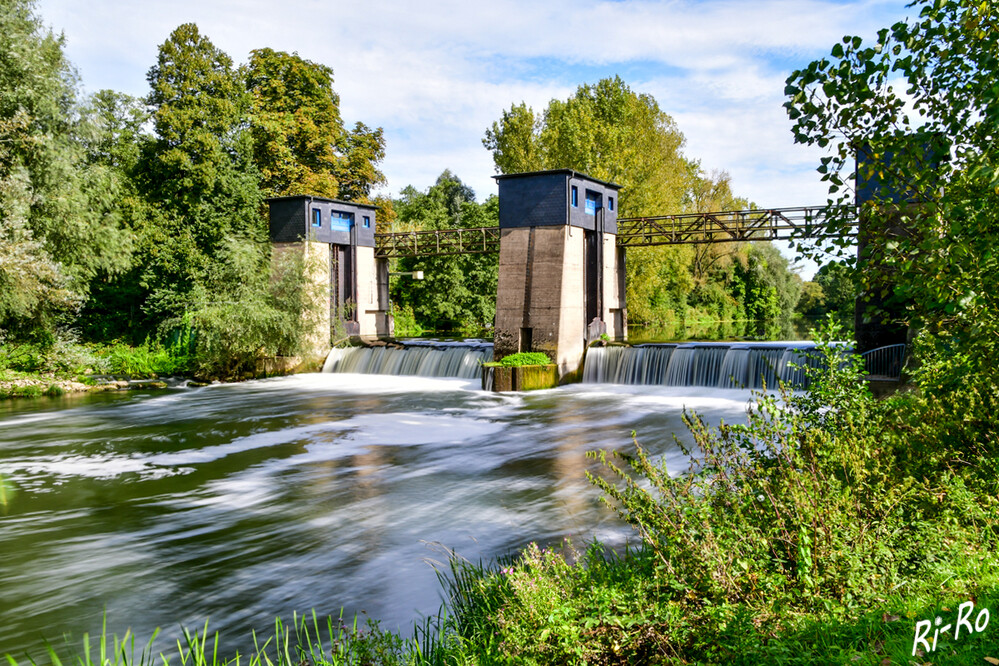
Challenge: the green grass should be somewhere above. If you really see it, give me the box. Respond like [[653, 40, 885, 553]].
[[6, 611, 413, 666]]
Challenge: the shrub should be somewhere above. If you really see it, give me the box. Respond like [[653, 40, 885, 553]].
[[587, 320, 999, 628], [491, 352, 551, 367]]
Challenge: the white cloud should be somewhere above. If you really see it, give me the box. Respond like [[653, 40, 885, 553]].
[[36, 0, 913, 216]]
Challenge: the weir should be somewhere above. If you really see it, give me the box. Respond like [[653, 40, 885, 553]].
[[270, 161, 908, 378], [582, 342, 820, 389], [321, 339, 822, 389], [322, 341, 492, 379]]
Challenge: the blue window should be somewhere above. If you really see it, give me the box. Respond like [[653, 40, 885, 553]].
[[571, 186, 578, 207], [311, 208, 322, 227], [608, 196, 614, 211], [331, 211, 354, 231], [363, 215, 371, 228], [585, 190, 601, 215]]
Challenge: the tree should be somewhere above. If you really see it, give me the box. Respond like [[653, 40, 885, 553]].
[[138, 23, 263, 319], [784, 0, 999, 377], [686, 169, 755, 320], [0, 0, 131, 339], [814, 261, 855, 316], [734, 243, 802, 326], [247, 48, 385, 201], [485, 76, 689, 217], [390, 171, 499, 332], [72, 90, 150, 339]]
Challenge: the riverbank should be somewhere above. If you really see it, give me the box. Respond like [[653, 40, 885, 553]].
[[0, 338, 323, 399], [0, 370, 180, 399]]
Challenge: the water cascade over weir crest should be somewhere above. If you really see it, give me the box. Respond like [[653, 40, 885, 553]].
[[582, 342, 821, 389], [323, 340, 493, 379], [323, 340, 821, 389]]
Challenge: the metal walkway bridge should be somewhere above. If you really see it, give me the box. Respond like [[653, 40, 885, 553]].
[[374, 205, 856, 258]]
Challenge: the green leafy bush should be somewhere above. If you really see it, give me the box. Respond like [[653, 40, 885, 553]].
[[95, 337, 191, 378], [585, 321, 999, 648], [491, 352, 551, 367]]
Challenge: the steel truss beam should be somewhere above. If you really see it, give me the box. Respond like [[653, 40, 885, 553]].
[[374, 226, 501, 259], [373, 206, 856, 258], [616, 206, 857, 247]]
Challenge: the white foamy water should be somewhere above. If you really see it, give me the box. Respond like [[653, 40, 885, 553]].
[[0, 373, 755, 658]]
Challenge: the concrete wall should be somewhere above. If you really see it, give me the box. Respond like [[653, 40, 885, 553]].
[[494, 225, 588, 377], [354, 246, 393, 338], [271, 241, 331, 356], [601, 234, 627, 340]]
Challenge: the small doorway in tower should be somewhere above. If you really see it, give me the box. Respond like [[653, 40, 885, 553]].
[[330, 244, 357, 334]]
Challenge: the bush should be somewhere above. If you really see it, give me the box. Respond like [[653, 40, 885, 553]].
[[491, 352, 552, 367], [95, 337, 192, 378], [583, 320, 999, 658]]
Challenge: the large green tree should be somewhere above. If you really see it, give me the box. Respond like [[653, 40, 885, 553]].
[[246, 48, 385, 201], [485, 76, 689, 216], [138, 23, 263, 319], [390, 171, 499, 332], [785, 0, 999, 381], [0, 0, 131, 339], [73, 90, 154, 339]]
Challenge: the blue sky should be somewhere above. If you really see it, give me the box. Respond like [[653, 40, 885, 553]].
[[34, 0, 917, 275]]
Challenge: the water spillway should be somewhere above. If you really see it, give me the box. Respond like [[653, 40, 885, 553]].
[[324, 340, 821, 388], [323, 340, 493, 379], [582, 342, 820, 389]]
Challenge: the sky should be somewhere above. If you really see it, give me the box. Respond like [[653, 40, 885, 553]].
[[33, 0, 918, 276]]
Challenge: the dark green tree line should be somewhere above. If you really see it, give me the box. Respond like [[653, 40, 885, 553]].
[[389, 171, 499, 333], [484, 76, 802, 331]]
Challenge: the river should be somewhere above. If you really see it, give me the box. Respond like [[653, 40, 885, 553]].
[[0, 373, 756, 658]]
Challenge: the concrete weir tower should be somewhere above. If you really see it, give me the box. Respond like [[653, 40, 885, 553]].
[[493, 170, 627, 378], [268, 196, 392, 353]]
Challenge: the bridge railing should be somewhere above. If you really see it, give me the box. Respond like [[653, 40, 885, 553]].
[[860, 343, 907, 380], [616, 206, 857, 247], [375, 226, 501, 258], [372, 206, 858, 258]]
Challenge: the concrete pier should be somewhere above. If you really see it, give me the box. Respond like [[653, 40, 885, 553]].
[[268, 196, 392, 354], [492, 170, 626, 378]]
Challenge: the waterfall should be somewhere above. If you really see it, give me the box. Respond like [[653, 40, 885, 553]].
[[581, 345, 675, 384], [322, 341, 493, 379], [584, 342, 822, 389]]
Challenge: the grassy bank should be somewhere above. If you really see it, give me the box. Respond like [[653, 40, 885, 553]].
[[0, 334, 321, 399], [0, 338, 191, 399]]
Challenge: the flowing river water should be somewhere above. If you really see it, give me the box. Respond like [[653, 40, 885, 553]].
[[0, 371, 760, 658]]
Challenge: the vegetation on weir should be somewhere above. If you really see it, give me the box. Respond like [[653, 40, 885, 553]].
[[484, 352, 552, 367]]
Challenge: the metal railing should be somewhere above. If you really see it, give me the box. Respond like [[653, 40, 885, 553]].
[[374, 226, 501, 258], [615, 206, 857, 247], [860, 344, 907, 380], [372, 206, 857, 258]]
